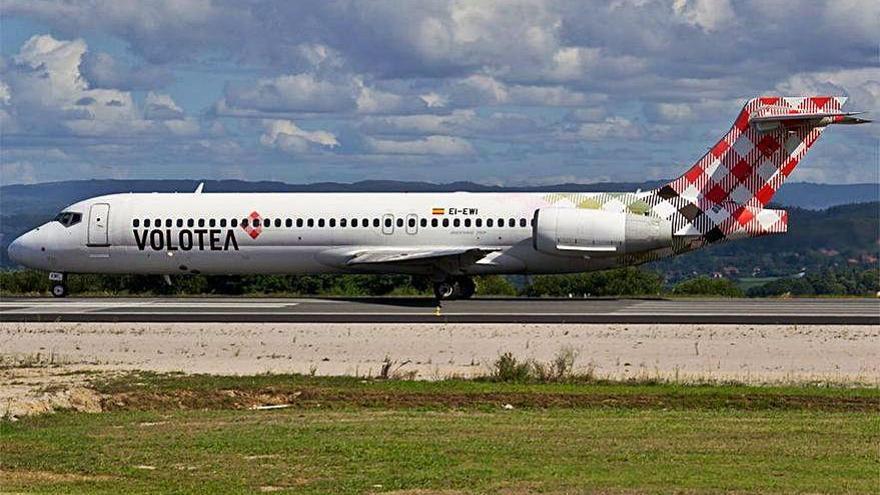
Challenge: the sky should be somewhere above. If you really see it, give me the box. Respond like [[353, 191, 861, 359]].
[[0, 0, 878, 186]]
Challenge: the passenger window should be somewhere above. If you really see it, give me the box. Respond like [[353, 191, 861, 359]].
[[385, 218, 392, 227], [231, 218, 238, 227], [453, 218, 460, 227], [318, 218, 325, 228], [209, 219, 216, 227], [307, 219, 314, 227], [220, 218, 227, 227], [408, 218, 416, 228], [329, 218, 336, 228], [166, 219, 172, 228], [155, 219, 161, 227], [464, 218, 471, 227], [145, 219, 151, 228], [476, 218, 482, 228], [285, 218, 292, 227], [189, 219, 195, 228], [297, 218, 303, 228], [431, 218, 438, 227], [420, 218, 427, 228], [498, 218, 504, 227], [396, 218, 403, 228], [198, 219, 206, 227], [373, 218, 379, 228], [177, 219, 184, 228], [340, 218, 347, 227], [133, 219, 140, 227], [274, 218, 281, 228], [363, 218, 369, 227], [487, 219, 494, 227], [442, 218, 449, 227], [530, 218, 535, 227], [508, 218, 515, 228], [351, 218, 358, 227], [520, 218, 527, 228], [263, 218, 271, 227]]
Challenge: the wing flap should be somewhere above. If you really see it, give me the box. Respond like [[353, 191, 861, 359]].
[[346, 247, 496, 266]]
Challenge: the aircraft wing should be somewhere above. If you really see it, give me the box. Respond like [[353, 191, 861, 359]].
[[345, 247, 497, 266]]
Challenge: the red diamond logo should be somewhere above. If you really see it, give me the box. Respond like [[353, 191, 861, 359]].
[[242, 211, 262, 239]]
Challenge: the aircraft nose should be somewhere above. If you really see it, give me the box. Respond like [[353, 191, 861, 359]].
[[7, 236, 25, 265], [7, 230, 44, 268]]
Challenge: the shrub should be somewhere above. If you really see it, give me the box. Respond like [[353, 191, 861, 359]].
[[491, 352, 532, 382], [672, 276, 744, 297], [475, 275, 517, 296]]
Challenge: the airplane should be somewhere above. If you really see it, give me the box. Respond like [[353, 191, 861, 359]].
[[7, 96, 870, 299]]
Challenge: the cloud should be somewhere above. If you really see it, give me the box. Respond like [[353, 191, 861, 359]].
[[80, 51, 173, 90], [577, 116, 643, 140], [144, 92, 184, 120], [672, 0, 735, 32], [260, 119, 340, 154], [360, 110, 542, 138], [3, 34, 196, 138], [2, 2, 878, 184], [218, 73, 428, 116], [366, 135, 475, 155]]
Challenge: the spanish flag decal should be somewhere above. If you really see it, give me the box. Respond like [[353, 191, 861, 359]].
[[432, 208, 445, 215]]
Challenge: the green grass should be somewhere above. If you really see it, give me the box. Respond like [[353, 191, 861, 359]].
[[2, 373, 879, 494]]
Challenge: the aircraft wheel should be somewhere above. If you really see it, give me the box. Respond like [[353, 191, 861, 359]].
[[433, 281, 457, 300], [51, 284, 68, 298], [457, 277, 476, 299]]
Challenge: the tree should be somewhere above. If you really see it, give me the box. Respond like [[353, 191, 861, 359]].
[[672, 276, 743, 297], [475, 275, 517, 296]]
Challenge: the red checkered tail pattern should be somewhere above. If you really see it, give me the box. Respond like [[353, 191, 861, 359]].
[[646, 96, 869, 244]]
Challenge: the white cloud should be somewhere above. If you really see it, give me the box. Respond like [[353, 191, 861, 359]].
[[80, 51, 173, 90], [226, 73, 355, 114], [144, 92, 184, 120], [220, 73, 427, 116], [366, 135, 475, 155], [3, 2, 878, 184], [672, 0, 735, 32], [260, 119, 340, 154], [577, 116, 643, 140], [4, 34, 196, 138], [360, 110, 540, 137]]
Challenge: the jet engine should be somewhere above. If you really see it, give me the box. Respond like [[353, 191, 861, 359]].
[[533, 208, 672, 257]]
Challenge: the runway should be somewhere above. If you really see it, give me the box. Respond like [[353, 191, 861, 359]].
[[1, 297, 877, 324]]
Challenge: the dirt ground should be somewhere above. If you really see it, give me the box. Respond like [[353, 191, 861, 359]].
[[1, 322, 878, 417]]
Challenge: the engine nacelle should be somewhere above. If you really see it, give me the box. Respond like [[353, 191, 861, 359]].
[[533, 208, 672, 257]]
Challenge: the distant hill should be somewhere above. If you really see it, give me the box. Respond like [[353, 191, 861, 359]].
[[1, 179, 878, 270], [649, 202, 880, 281]]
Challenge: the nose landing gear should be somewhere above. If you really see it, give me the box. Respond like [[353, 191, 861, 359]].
[[432, 276, 476, 301], [49, 272, 67, 298]]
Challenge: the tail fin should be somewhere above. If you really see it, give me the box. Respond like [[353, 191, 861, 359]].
[[647, 96, 868, 243]]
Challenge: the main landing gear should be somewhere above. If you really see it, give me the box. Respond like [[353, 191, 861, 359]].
[[432, 276, 475, 301], [49, 272, 67, 298]]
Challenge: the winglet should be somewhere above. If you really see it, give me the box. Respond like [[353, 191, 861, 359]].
[[194, 182, 204, 194]]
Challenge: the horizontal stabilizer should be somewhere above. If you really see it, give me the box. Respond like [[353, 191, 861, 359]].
[[750, 98, 870, 131]]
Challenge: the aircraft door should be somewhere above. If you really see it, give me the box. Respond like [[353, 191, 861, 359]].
[[87, 203, 110, 246], [405, 214, 418, 235], [382, 214, 394, 235]]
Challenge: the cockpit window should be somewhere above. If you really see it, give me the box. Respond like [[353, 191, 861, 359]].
[[54, 211, 82, 227]]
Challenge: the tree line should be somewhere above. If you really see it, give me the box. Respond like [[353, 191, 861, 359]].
[[1, 267, 876, 297]]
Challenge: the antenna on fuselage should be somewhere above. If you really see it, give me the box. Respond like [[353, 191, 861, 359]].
[[194, 182, 204, 194]]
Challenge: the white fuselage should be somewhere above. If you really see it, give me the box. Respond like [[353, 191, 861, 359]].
[[9, 191, 630, 276]]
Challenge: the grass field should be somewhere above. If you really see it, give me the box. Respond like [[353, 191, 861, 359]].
[[2, 373, 878, 494]]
